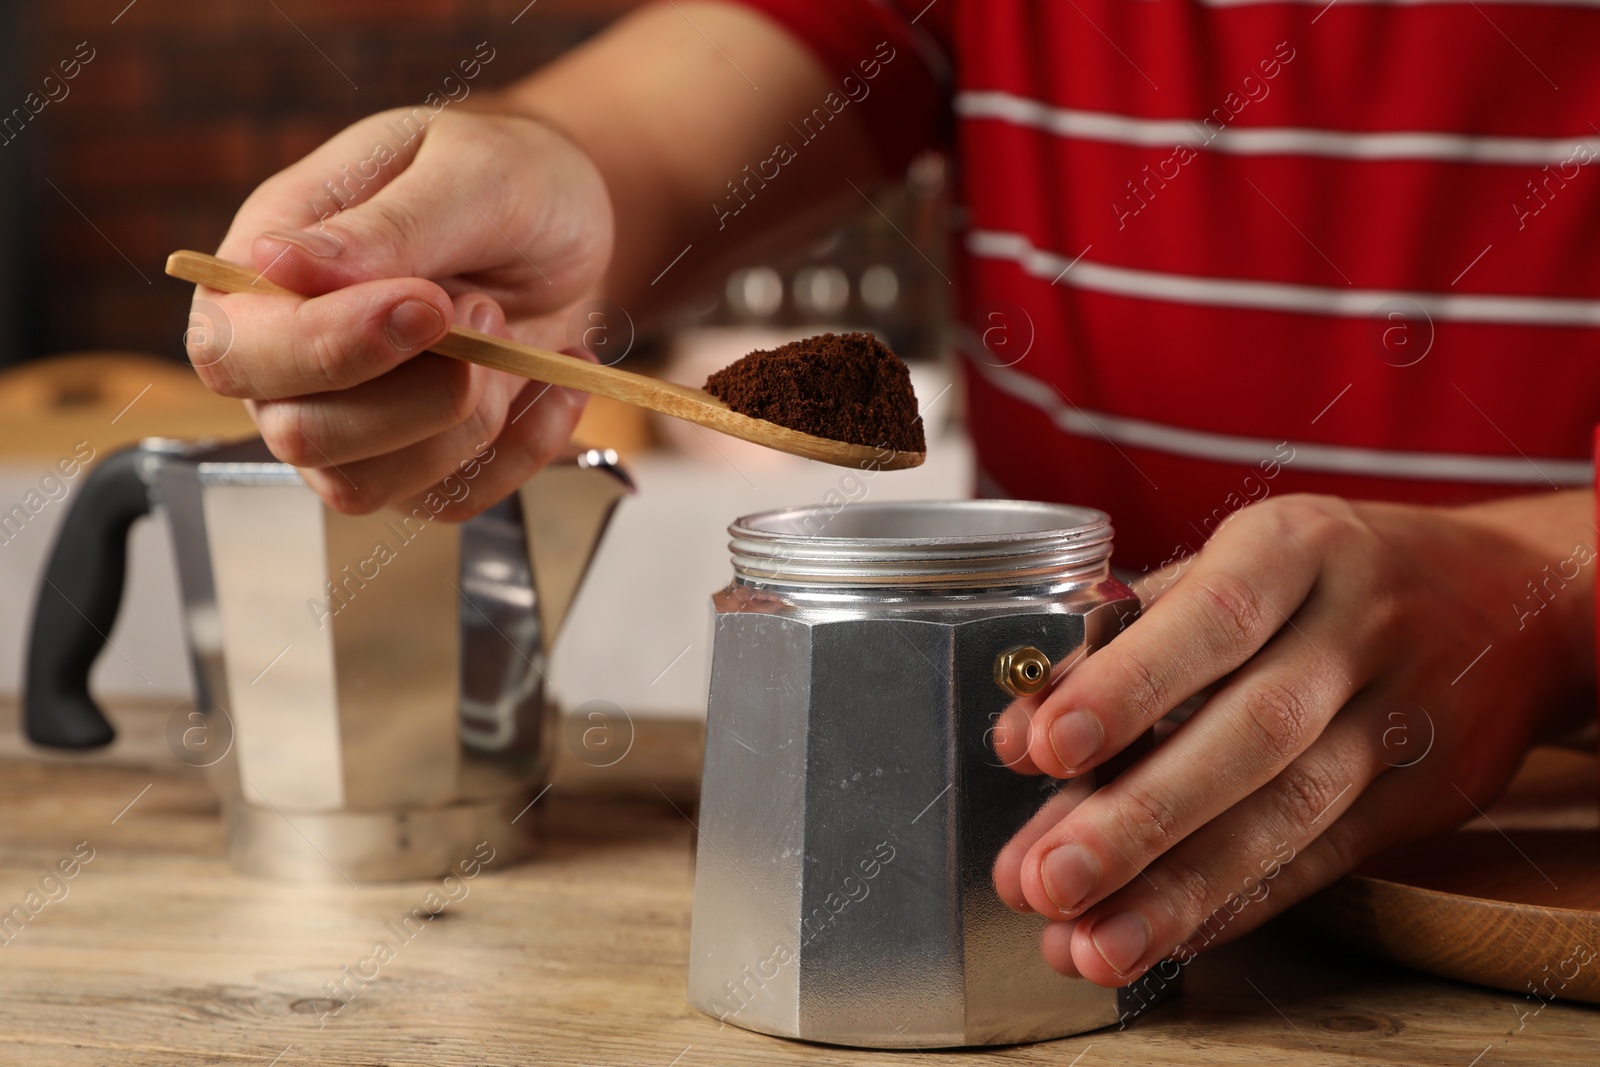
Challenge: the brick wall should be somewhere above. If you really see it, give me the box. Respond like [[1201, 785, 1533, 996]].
[[10, 0, 644, 364]]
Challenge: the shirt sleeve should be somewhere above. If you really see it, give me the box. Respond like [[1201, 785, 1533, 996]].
[[723, 0, 950, 174]]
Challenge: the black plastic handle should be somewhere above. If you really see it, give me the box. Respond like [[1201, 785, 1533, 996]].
[[24, 445, 153, 748]]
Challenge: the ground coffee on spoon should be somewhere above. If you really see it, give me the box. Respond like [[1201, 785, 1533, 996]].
[[703, 331, 926, 455]]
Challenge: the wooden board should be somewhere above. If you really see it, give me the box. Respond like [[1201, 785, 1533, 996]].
[[1298, 747, 1600, 1004], [0, 351, 255, 459], [0, 718, 1595, 1064]]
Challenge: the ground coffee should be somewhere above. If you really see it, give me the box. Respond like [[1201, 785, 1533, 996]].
[[704, 332, 926, 455]]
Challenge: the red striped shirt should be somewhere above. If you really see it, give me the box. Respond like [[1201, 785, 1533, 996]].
[[731, 0, 1600, 569]]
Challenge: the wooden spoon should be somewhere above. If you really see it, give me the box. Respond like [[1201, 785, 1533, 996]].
[[165, 250, 925, 471]]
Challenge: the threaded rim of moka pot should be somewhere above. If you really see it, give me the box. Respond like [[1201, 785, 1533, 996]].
[[728, 499, 1115, 589]]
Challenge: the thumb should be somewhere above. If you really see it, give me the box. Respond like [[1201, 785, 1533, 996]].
[[238, 112, 605, 312]]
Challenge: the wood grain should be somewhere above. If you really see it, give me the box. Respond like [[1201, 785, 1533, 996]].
[[164, 250, 925, 472], [1299, 747, 1600, 1005], [1, 719, 1595, 1063]]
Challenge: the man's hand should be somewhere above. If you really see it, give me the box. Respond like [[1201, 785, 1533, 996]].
[[185, 2, 882, 519], [991, 491, 1596, 987], [189, 109, 610, 519]]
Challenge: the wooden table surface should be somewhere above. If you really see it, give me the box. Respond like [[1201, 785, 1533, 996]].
[[1, 723, 1595, 1065], [2, 356, 1593, 1063]]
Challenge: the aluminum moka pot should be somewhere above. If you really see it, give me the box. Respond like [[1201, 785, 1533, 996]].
[[688, 499, 1170, 1047], [24, 437, 629, 882]]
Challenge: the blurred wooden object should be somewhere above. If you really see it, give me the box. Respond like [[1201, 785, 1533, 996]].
[[572, 393, 656, 459], [1298, 747, 1600, 1004], [0, 352, 254, 459], [0, 351, 656, 463]]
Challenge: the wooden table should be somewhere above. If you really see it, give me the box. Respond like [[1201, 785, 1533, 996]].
[[1, 724, 1594, 1065]]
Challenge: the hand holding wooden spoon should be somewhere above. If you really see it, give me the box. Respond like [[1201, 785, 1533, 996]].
[[168, 251, 924, 472]]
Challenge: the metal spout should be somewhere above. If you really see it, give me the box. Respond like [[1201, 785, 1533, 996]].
[[518, 447, 633, 656]]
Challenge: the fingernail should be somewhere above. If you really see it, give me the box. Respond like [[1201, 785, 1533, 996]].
[[1049, 710, 1104, 773], [1091, 911, 1152, 976], [467, 300, 498, 334], [558, 386, 589, 413], [260, 228, 344, 258], [1040, 844, 1099, 913], [385, 300, 446, 351], [552, 349, 594, 412]]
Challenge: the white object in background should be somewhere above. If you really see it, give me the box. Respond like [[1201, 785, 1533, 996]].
[[793, 265, 851, 318], [859, 264, 901, 311], [725, 267, 785, 319]]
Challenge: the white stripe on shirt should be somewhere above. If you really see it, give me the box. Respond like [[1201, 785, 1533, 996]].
[[959, 337, 1593, 485], [967, 229, 1600, 326], [955, 90, 1600, 165]]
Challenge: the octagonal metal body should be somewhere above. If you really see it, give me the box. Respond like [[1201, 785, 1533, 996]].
[[689, 547, 1150, 1047]]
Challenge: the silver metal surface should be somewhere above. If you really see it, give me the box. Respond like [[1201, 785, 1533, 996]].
[[728, 500, 1114, 587], [690, 500, 1148, 1048], [140, 437, 629, 881], [226, 794, 535, 882]]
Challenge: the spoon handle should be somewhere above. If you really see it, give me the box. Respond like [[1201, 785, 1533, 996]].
[[165, 249, 720, 417]]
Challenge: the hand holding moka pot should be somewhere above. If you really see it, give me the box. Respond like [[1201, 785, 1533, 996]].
[[690, 500, 1172, 1047], [24, 437, 629, 882]]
